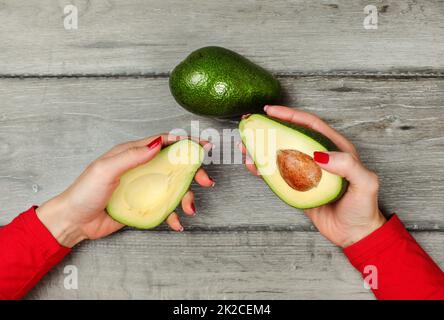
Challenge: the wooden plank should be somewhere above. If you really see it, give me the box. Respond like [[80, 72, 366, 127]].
[[0, 76, 443, 229], [0, 0, 443, 75], [24, 230, 444, 299]]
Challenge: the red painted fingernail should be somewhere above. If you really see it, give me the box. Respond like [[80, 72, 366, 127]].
[[190, 202, 196, 214], [147, 136, 162, 149], [314, 151, 329, 164]]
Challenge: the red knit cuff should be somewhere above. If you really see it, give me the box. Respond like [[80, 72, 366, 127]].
[[343, 214, 412, 268]]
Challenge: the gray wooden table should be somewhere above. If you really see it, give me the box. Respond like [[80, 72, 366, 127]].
[[0, 0, 443, 299]]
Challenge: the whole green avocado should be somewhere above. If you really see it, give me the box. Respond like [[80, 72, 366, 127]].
[[169, 46, 281, 117]]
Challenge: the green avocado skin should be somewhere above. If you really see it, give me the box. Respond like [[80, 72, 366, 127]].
[[169, 46, 281, 117]]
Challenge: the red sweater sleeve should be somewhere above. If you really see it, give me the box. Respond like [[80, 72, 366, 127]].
[[344, 214, 444, 300], [0, 207, 71, 300]]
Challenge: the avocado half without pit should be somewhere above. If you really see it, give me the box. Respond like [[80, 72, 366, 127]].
[[239, 114, 347, 209], [106, 140, 204, 229]]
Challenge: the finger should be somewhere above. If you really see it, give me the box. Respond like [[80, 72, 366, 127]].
[[100, 134, 167, 158], [304, 206, 324, 222], [181, 190, 196, 216], [236, 141, 260, 176], [98, 137, 162, 181], [237, 141, 247, 155], [162, 134, 213, 151], [102, 134, 212, 158], [264, 105, 358, 157], [101, 212, 126, 234], [313, 151, 378, 193], [303, 208, 316, 222], [165, 212, 184, 232], [245, 155, 260, 176], [237, 141, 260, 176], [194, 168, 215, 187]]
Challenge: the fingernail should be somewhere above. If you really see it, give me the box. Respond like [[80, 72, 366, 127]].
[[147, 136, 162, 149], [314, 151, 329, 164], [179, 226, 184, 232], [264, 105, 269, 112], [241, 114, 251, 120], [204, 143, 214, 151], [190, 202, 196, 214]]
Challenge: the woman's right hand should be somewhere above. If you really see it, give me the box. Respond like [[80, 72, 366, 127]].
[[241, 105, 386, 248]]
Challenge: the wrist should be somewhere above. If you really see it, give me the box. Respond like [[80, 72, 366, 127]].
[[341, 210, 386, 248], [36, 196, 87, 248]]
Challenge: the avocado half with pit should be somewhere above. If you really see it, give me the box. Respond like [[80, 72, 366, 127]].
[[107, 140, 204, 229], [239, 114, 347, 209]]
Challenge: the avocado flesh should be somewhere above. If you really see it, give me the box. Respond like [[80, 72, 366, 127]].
[[169, 46, 281, 117], [107, 140, 204, 229], [239, 114, 347, 209]]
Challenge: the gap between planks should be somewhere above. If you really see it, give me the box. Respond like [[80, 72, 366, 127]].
[[81, 223, 444, 233], [1, 70, 444, 80], [0, 224, 441, 233]]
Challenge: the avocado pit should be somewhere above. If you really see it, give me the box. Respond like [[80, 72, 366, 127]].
[[276, 149, 322, 192]]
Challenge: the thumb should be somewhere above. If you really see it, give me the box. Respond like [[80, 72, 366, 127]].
[[102, 136, 162, 180], [313, 151, 378, 192]]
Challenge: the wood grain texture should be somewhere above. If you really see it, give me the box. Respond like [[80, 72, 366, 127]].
[[0, 0, 442, 302], [25, 230, 444, 299], [0, 0, 443, 75], [0, 76, 443, 229]]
